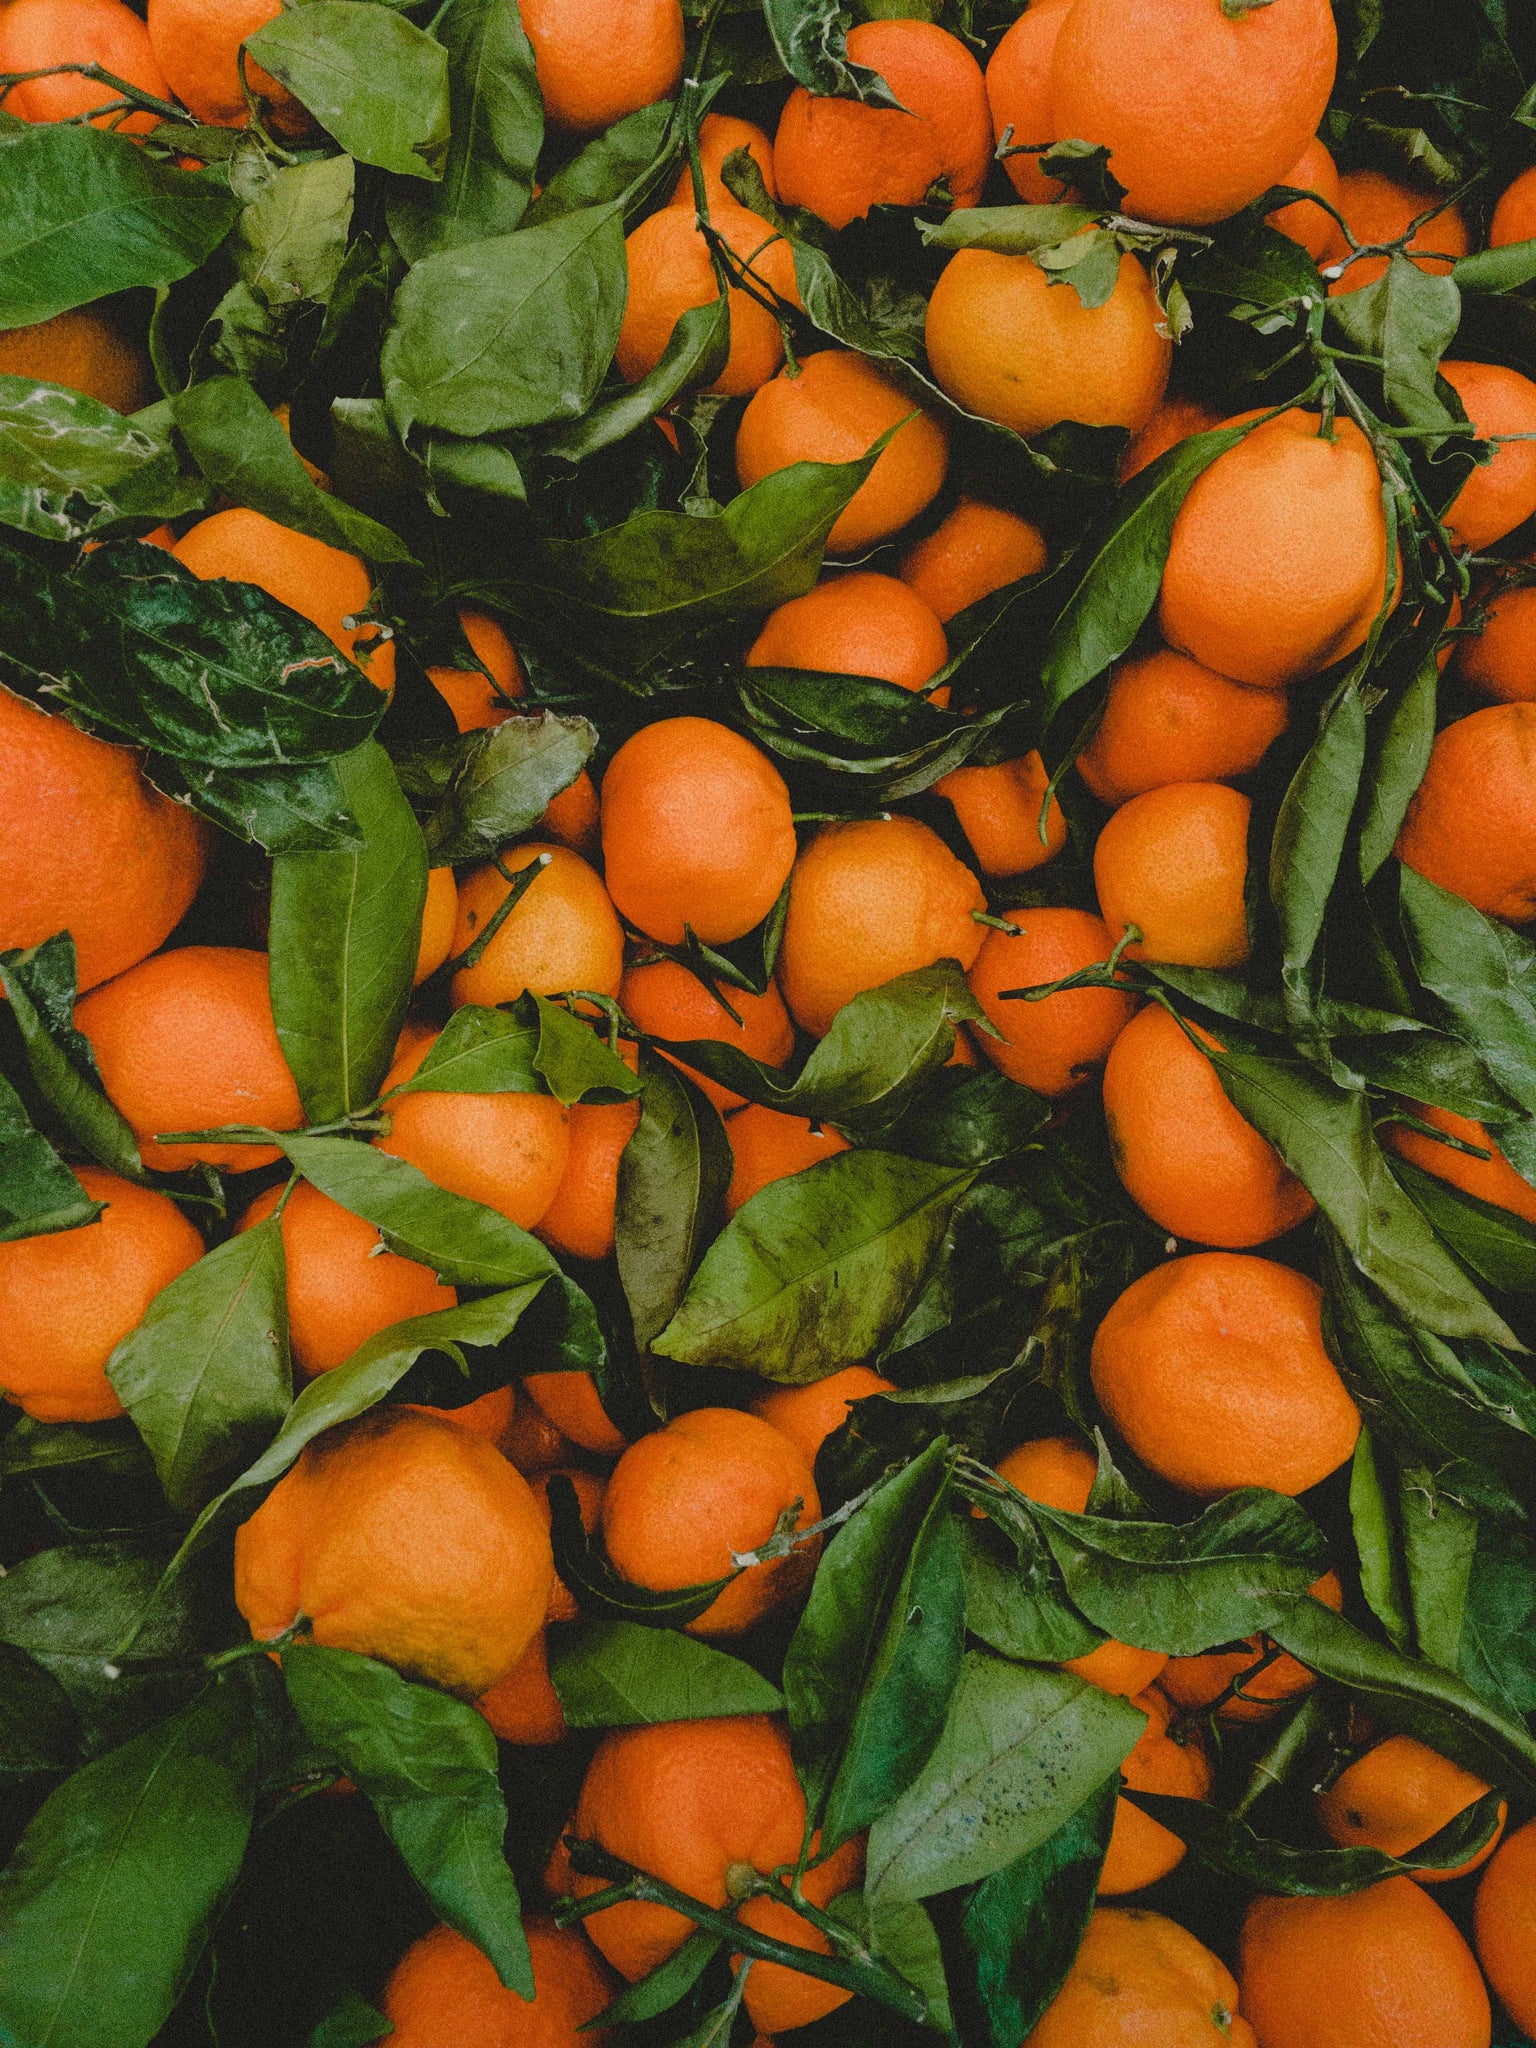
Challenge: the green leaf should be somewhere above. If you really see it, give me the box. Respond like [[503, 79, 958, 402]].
[[0, 124, 239, 327], [0, 1680, 256, 2048], [545, 1472, 738, 1627], [236, 151, 357, 309], [0, 1642, 80, 1779], [1269, 677, 1367, 1017], [1453, 237, 1536, 294], [307, 1991, 394, 2048], [761, 0, 901, 104], [957, 1516, 1102, 1664], [0, 1071, 102, 1241], [397, 712, 597, 865], [1461, 1520, 1536, 1718], [269, 742, 428, 1124], [1328, 253, 1462, 435], [1399, 1461, 1477, 1672], [615, 1052, 733, 1352], [0, 1416, 146, 1482], [0, 934, 143, 1181], [106, 1215, 290, 1514], [247, 3, 451, 181], [1350, 1427, 1412, 1650], [1399, 867, 1536, 1123], [865, 1653, 1144, 1903], [537, 295, 732, 461], [386, 0, 542, 260], [591, 1929, 722, 2029], [862, 1892, 954, 2039], [382, 203, 627, 437], [523, 98, 675, 224], [392, 1001, 542, 1096], [547, 1617, 783, 1725], [0, 378, 205, 544], [282, 1645, 532, 1994], [1359, 651, 1438, 883], [921, 204, 1101, 255], [1392, 1155, 1536, 1298], [651, 1151, 974, 1378], [532, 997, 641, 1106]]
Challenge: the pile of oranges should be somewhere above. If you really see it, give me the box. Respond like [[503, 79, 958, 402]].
[[3, 0, 1536, 2045]]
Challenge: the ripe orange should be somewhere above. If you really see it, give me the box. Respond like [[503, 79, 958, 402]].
[[899, 498, 1049, 621], [421, 1383, 516, 1442], [0, 308, 154, 412], [1158, 409, 1390, 688], [535, 1092, 642, 1262], [1091, 1253, 1360, 1497], [600, 717, 796, 948], [1267, 136, 1343, 262], [1100, 1687, 1213, 1894], [1093, 781, 1252, 969], [601, 1407, 819, 1637], [1457, 580, 1536, 703], [1077, 647, 1290, 808], [522, 1371, 627, 1457], [233, 1406, 554, 1696], [1238, 1880, 1491, 2048], [1026, 1907, 1255, 2047], [518, 0, 683, 133], [75, 946, 302, 1171], [378, 1024, 571, 1230], [772, 19, 991, 230], [985, 0, 1074, 204], [1387, 1101, 1536, 1225], [450, 845, 625, 1007], [619, 960, 795, 1113], [426, 610, 525, 731], [1474, 1817, 1536, 2036], [747, 572, 949, 696], [1438, 360, 1536, 551], [382, 1919, 615, 2048], [966, 905, 1136, 1097], [735, 350, 949, 554], [541, 770, 601, 857], [751, 1365, 897, 1467], [1160, 1568, 1343, 1722], [1316, 1735, 1504, 1882], [935, 752, 1067, 878], [1102, 1006, 1317, 1247], [1394, 704, 1536, 922], [1119, 393, 1224, 483], [0, 0, 170, 130], [0, 690, 209, 993], [238, 1181, 456, 1378], [725, 1104, 850, 1216], [616, 202, 798, 399], [667, 113, 777, 212], [0, 1168, 202, 1422], [735, 1833, 866, 2035], [474, 1629, 567, 1748], [925, 248, 1171, 441], [1328, 173, 1470, 295], [503, 1387, 580, 1474], [145, 0, 292, 128], [1491, 165, 1536, 248], [778, 816, 985, 1038], [415, 868, 458, 985]]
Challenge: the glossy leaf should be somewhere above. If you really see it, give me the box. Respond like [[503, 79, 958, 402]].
[[539, 295, 731, 460], [547, 1617, 783, 1725], [0, 378, 204, 544], [1269, 677, 1366, 1016], [0, 934, 143, 1180], [0, 1072, 102, 1241], [1399, 867, 1536, 1122], [398, 712, 598, 864], [247, 4, 451, 180], [615, 1051, 733, 1353]]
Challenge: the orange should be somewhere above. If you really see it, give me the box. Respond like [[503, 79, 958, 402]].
[[1438, 360, 1536, 551], [1394, 704, 1536, 922], [238, 1181, 456, 1378], [0, 1168, 202, 1422], [233, 1406, 554, 1696], [725, 1104, 850, 1216], [1091, 1253, 1360, 1497], [1160, 1568, 1343, 1722], [899, 498, 1049, 621], [173, 510, 393, 688], [985, 0, 1074, 203], [378, 1024, 571, 1230], [1316, 1735, 1505, 1882], [1102, 1006, 1317, 1247], [1049, 0, 1336, 227], [619, 960, 795, 1113], [1267, 136, 1343, 262], [615, 202, 798, 399], [426, 610, 525, 731], [1100, 1687, 1213, 1894], [0, 690, 209, 993], [1491, 165, 1536, 248], [751, 1365, 897, 1467], [736, 1834, 866, 2035], [526, 1466, 606, 1622], [503, 1388, 579, 1474], [1093, 781, 1252, 969], [934, 752, 1068, 878], [518, 0, 683, 133], [522, 1371, 627, 1457], [422, 1384, 516, 1442], [0, 308, 154, 412], [0, 0, 170, 130], [1387, 1101, 1536, 1225], [382, 1919, 615, 2048], [450, 845, 625, 1007], [535, 1092, 642, 1261], [76, 946, 302, 1171], [925, 248, 1171, 441], [145, 0, 291, 128], [1457, 579, 1536, 703], [600, 1408, 819, 1637], [735, 350, 949, 555], [540, 770, 601, 857], [773, 19, 992, 230], [747, 572, 949, 696], [1077, 647, 1290, 807], [1474, 1817, 1536, 2035], [667, 113, 777, 212], [1158, 409, 1390, 688], [415, 867, 457, 984], [966, 905, 1136, 1097], [1026, 1907, 1255, 2047], [600, 717, 796, 948], [1238, 1881, 1491, 2048], [474, 1630, 567, 1748], [778, 816, 985, 1038], [1328, 172, 1471, 295], [1119, 393, 1224, 483]]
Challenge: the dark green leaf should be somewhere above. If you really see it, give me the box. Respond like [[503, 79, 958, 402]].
[[523, 99, 675, 224], [1453, 238, 1536, 293], [247, 4, 451, 180], [1328, 253, 1462, 435], [532, 997, 641, 1106], [1399, 867, 1536, 1123], [1359, 651, 1439, 883], [591, 1929, 722, 2028], [392, 1001, 542, 1096], [761, 0, 901, 102], [1461, 1520, 1536, 1718], [957, 1515, 1102, 1664], [0, 1415, 146, 1482], [615, 1052, 733, 1352], [1393, 1156, 1536, 1299], [1269, 677, 1366, 1016], [398, 712, 598, 865], [538, 295, 732, 460], [921, 204, 1101, 254], [0, 1642, 80, 1779], [307, 1991, 394, 2048], [0, 1071, 101, 1241], [0, 933, 143, 1180], [1399, 1461, 1477, 1672], [1349, 1428, 1412, 1650], [547, 1616, 783, 1725], [235, 151, 356, 309], [0, 379, 204, 544]]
